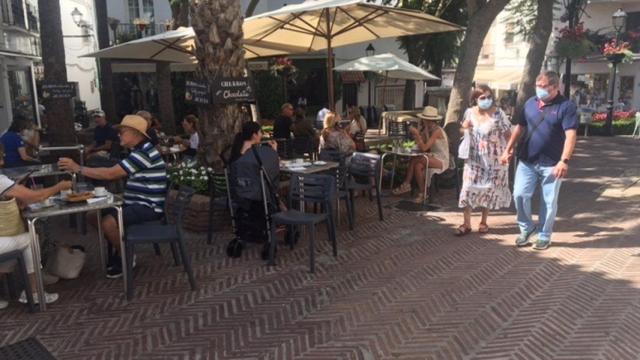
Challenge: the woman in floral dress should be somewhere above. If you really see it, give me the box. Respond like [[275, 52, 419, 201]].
[[456, 85, 512, 235]]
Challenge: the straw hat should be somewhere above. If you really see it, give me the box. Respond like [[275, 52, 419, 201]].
[[115, 114, 150, 139], [416, 106, 443, 121]]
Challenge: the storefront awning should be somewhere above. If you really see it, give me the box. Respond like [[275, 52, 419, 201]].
[[474, 68, 523, 90]]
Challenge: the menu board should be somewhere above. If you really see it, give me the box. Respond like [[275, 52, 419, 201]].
[[41, 83, 75, 99], [185, 80, 210, 105]]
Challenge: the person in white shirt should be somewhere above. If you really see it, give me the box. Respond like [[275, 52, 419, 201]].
[[316, 104, 331, 130], [0, 145, 71, 308], [348, 106, 367, 136], [175, 115, 200, 158]]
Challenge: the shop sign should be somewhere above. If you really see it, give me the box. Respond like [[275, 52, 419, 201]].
[[211, 77, 255, 104], [185, 80, 210, 105]]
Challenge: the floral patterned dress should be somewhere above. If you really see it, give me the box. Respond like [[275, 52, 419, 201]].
[[458, 107, 512, 210]]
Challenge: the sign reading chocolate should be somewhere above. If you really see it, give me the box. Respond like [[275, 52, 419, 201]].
[[211, 77, 255, 103]]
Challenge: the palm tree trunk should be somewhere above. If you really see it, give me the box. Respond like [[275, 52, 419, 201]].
[[38, 0, 75, 145], [191, 0, 249, 167], [444, 0, 510, 124], [157, 62, 176, 134], [513, 0, 554, 124], [95, 0, 117, 124]]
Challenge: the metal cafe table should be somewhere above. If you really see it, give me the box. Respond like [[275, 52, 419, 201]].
[[279, 160, 339, 175], [22, 195, 126, 311], [0, 163, 69, 180]]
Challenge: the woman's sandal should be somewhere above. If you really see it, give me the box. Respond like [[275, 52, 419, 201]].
[[454, 225, 472, 236], [392, 183, 411, 195], [478, 223, 489, 233]]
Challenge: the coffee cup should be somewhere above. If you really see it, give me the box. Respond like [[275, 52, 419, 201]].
[[60, 189, 71, 197], [42, 198, 53, 206], [94, 187, 108, 196]]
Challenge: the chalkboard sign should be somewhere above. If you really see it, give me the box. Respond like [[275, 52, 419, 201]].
[[41, 83, 75, 100], [211, 77, 255, 104], [185, 80, 210, 105]]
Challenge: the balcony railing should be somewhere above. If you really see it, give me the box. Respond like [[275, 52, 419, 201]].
[[110, 23, 169, 45]]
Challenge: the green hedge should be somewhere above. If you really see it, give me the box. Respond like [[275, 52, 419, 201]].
[[580, 119, 636, 136]]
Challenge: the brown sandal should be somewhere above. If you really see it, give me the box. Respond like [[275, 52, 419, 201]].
[[455, 225, 472, 236], [478, 223, 489, 233]]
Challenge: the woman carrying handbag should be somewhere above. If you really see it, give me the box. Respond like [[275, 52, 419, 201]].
[[456, 85, 512, 236]]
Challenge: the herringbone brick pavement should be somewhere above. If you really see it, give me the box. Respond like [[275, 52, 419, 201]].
[[1, 137, 640, 360]]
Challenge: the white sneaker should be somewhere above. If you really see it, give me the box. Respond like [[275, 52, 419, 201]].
[[0, 300, 8, 309], [18, 291, 59, 305]]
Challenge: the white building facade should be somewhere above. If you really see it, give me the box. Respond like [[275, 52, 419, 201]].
[[0, 0, 40, 132]]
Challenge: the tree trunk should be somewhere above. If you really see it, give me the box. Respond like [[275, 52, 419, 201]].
[[95, 0, 117, 124], [245, 0, 260, 17], [444, 0, 511, 124], [156, 62, 176, 134], [170, 0, 190, 29], [38, 0, 75, 145], [513, 0, 554, 124], [191, 0, 248, 168]]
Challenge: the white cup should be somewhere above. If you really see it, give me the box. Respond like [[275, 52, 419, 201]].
[[42, 198, 53, 206], [60, 189, 71, 197], [94, 187, 108, 196]]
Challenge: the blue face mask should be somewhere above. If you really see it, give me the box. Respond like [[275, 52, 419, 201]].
[[478, 98, 493, 110], [536, 87, 550, 100]]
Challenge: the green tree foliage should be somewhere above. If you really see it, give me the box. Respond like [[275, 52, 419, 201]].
[[397, 0, 467, 78]]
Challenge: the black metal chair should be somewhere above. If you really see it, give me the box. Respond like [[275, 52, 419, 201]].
[[0, 250, 35, 312], [124, 186, 197, 300], [347, 152, 384, 222], [270, 174, 337, 273], [318, 149, 353, 230]]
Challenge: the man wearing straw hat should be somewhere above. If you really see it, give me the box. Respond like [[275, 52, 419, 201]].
[[59, 114, 167, 278]]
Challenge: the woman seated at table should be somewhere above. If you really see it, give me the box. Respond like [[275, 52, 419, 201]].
[[0, 144, 71, 308], [0, 115, 40, 168], [318, 112, 355, 158], [174, 115, 200, 158], [392, 106, 449, 203]]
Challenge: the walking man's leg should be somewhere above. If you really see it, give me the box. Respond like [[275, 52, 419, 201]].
[[534, 166, 563, 250], [513, 161, 538, 246]]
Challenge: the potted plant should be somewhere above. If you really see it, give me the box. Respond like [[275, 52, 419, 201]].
[[554, 23, 595, 60], [166, 164, 229, 233], [602, 38, 634, 64], [271, 57, 297, 102]]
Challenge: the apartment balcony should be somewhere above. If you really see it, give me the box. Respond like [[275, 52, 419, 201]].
[[1, 0, 38, 33], [110, 23, 169, 45]]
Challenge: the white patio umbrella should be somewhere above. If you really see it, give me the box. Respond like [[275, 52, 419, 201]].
[[333, 53, 439, 81], [244, 0, 462, 109], [82, 27, 310, 63]]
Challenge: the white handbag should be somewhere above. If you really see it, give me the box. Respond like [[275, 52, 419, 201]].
[[458, 129, 471, 160], [47, 245, 86, 279]]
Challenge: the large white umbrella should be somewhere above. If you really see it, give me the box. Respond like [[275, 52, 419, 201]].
[[333, 53, 439, 80], [82, 27, 310, 63], [244, 0, 462, 109]]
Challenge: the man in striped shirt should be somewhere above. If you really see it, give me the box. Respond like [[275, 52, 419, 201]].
[[59, 114, 167, 278]]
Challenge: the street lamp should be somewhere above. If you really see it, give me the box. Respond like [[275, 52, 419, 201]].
[[365, 43, 376, 127], [71, 7, 93, 30], [366, 43, 375, 57], [605, 8, 627, 136]]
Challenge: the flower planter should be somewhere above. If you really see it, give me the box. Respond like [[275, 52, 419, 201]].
[[166, 190, 230, 233], [606, 53, 626, 64]]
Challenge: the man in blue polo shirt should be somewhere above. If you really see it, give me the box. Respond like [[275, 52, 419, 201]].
[[501, 71, 578, 250], [58, 114, 167, 278]]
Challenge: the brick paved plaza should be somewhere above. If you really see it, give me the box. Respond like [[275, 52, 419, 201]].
[[1, 137, 639, 360]]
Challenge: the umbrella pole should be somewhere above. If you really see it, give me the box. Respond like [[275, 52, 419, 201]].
[[378, 71, 389, 135], [326, 10, 335, 111]]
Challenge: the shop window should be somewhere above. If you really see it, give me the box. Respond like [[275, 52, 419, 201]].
[[7, 68, 36, 121]]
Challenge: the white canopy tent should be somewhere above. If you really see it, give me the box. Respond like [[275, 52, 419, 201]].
[[333, 53, 439, 80]]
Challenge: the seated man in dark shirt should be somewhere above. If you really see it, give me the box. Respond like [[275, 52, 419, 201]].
[[86, 110, 117, 159], [273, 103, 294, 140]]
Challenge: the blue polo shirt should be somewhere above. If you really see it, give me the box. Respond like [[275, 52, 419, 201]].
[[518, 95, 578, 166], [0, 131, 25, 167]]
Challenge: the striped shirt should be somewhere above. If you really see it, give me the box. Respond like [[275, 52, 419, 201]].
[[118, 142, 167, 213]]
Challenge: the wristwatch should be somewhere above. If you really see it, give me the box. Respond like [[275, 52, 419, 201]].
[[562, 158, 569, 164]]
